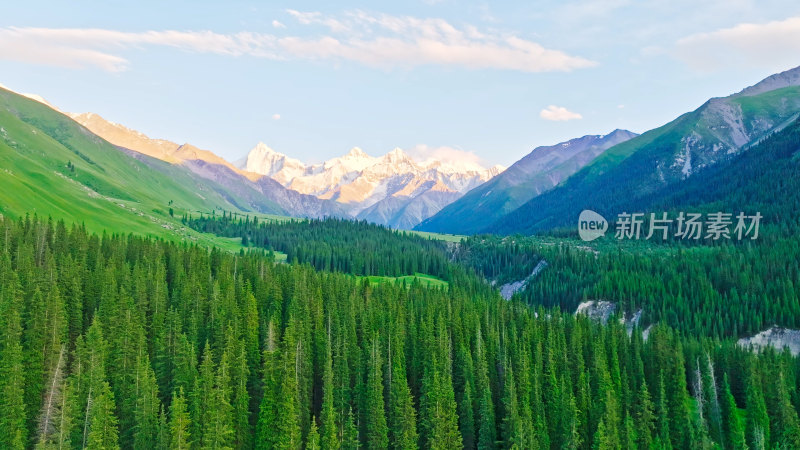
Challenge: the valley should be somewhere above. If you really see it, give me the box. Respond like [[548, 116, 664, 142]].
[[2, 30, 800, 450]]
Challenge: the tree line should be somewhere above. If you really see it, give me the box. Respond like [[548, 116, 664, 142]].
[[184, 215, 452, 280]]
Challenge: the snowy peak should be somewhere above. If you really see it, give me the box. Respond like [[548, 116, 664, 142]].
[[382, 147, 411, 163], [241, 143, 503, 227], [345, 147, 370, 159], [244, 142, 305, 182]]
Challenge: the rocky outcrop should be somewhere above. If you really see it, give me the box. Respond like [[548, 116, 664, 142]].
[[738, 327, 800, 356]]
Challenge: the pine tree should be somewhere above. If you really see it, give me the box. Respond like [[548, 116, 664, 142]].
[[342, 407, 359, 450], [257, 320, 280, 449], [133, 353, 161, 450], [632, 381, 654, 450], [307, 418, 321, 450], [86, 381, 120, 449], [592, 390, 620, 449], [364, 337, 388, 449], [169, 388, 192, 449], [274, 325, 302, 449], [70, 317, 111, 449], [198, 342, 217, 447], [474, 331, 496, 450], [231, 343, 252, 450], [320, 335, 339, 450], [720, 374, 746, 450], [206, 346, 235, 449], [501, 363, 523, 448], [769, 370, 800, 448], [0, 269, 26, 450], [156, 406, 168, 450], [459, 382, 476, 450], [388, 342, 418, 449], [425, 363, 462, 450], [24, 287, 49, 435], [745, 366, 769, 449]]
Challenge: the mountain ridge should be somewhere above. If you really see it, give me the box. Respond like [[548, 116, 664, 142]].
[[488, 65, 800, 235], [416, 129, 637, 234], [242, 141, 504, 228]]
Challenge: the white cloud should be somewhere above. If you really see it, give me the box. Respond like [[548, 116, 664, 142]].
[[540, 105, 583, 121], [271, 113, 281, 120], [0, 11, 596, 74], [272, 20, 286, 29], [407, 144, 490, 170], [674, 16, 800, 71]]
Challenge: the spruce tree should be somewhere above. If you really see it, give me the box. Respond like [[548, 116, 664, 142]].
[[745, 366, 769, 449], [320, 335, 339, 450], [86, 381, 120, 449], [169, 388, 192, 450], [388, 345, 418, 449], [720, 374, 746, 450], [132, 353, 161, 450], [364, 337, 388, 449], [0, 280, 26, 449]]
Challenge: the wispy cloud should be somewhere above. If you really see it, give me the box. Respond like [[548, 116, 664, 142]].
[[0, 11, 596, 74], [674, 16, 800, 71], [407, 144, 491, 169], [271, 113, 281, 120], [540, 105, 582, 121]]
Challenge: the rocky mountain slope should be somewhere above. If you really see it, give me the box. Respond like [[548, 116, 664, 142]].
[[416, 129, 637, 234], [69, 112, 343, 219], [69, 111, 503, 228]]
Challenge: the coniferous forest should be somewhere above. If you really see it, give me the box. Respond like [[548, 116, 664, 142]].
[[184, 215, 452, 280], [3, 215, 800, 450]]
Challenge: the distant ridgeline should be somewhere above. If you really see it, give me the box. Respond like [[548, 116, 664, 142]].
[[184, 214, 455, 280], [3, 215, 800, 449]]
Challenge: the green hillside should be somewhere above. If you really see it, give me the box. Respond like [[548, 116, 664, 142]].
[[0, 87, 278, 250], [489, 81, 800, 235]]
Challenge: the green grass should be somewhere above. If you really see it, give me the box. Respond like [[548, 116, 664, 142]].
[[405, 230, 464, 243], [0, 87, 278, 255], [359, 272, 449, 289]]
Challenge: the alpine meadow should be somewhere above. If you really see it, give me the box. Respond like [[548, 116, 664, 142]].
[[3, 2, 800, 449]]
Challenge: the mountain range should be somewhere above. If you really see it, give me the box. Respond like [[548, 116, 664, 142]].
[[242, 143, 503, 229], [416, 129, 638, 234], [484, 65, 800, 235], [416, 65, 800, 235], [2, 65, 800, 239], [68, 111, 503, 229]]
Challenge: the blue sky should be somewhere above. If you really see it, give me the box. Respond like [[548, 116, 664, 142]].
[[2, 1, 799, 166]]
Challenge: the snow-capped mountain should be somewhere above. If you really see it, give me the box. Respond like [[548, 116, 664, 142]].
[[241, 144, 504, 228], [67, 112, 344, 219], [65, 108, 502, 228]]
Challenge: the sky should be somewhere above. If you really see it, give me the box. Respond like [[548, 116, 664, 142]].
[[2, 1, 800, 167]]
